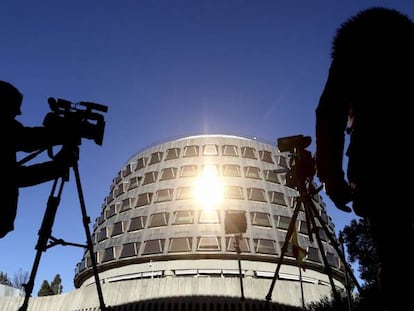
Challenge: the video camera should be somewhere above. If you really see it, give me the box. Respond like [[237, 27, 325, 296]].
[[277, 134, 315, 191], [43, 97, 108, 146]]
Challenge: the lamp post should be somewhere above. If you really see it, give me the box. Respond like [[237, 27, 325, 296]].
[[224, 211, 247, 301]]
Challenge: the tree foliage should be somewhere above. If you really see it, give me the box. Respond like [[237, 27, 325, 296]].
[[37, 274, 63, 296], [0, 272, 12, 286], [37, 280, 54, 296], [12, 268, 29, 291], [50, 274, 63, 295], [341, 218, 379, 285], [307, 218, 384, 310]]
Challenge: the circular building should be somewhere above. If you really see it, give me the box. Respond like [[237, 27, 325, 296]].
[[73, 134, 348, 309]]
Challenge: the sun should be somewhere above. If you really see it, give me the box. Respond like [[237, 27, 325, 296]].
[[192, 164, 224, 211]]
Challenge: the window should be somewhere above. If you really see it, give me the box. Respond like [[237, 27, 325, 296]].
[[149, 152, 163, 165], [259, 150, 274, 163], [223, 164, 241, 177], [97, 228, 107, 242], [197, 236, 221, 251], [202, 163, 220, 173], [226, 237, 250, 253], [320, 210, 329, 223], [263, 170, 279, 183], [222, 145, 238, 156], [241, 147, 256, 159], [128, 176, 141, 190], [254, 239, 276, 254], [154, 189, 174, 203], [244, 166, 261, 179], [148, 212, 169, 227], [114, 183, 127, 197], [128, 216, 147, 231], [183, 145, 199, 157], [111, 221, 125, 236], [172, 210, 194, 225], [250, 212, 272, 227], [142, 171, 158, 185], [142, 239, 165, 255], [120, 242, 140, 258], [278, 242, 295, 258], [160, 167, 177, 180], [203, 144, 218, 156], [176, 187, 193, 200], [122, 165, 132, 177], [102, 247, 115, 262], [247, 188, 266, 202], [85, 253, 96, 267], [268, 191, 286, 206], [120, 198, 135, 212], [113, 172, 122, 185], [168, 237, 192, 253], [199, 210, 219, 223], [136, 192, 153, 207], [277, 155, 289, 168], [135, 157, 147, 170], [105, 194, 114, 205], [77, 259, 86, 272], [275, 215, 292, 230], [224, 186, 244, 200], [165, 148, 180, 160], [307, 247, 321, 263], [97, 215, 105, 225], [180, 165, 198, 177], [299, 220, 309, 235], [326, 252, 338, 267], [318, 228, 328, 241], [105, 204, 116, 219]]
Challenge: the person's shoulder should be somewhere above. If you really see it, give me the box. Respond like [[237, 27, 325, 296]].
[[0, 118, 24, 131]]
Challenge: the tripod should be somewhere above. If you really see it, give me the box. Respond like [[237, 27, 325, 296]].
[[265, 135, 361, 308], [18, 162, 108, 311], [266, 180, 361, 301]]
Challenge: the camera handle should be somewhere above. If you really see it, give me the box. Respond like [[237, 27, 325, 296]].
[[18, 162, 108, 311]]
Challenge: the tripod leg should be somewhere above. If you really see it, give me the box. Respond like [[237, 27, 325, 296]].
[[265, 197, 301, 301], [308, 198, 362, 294], [19, 177, 65, 311], [304, 198, 341, 303], [72, 163, 107, 311]]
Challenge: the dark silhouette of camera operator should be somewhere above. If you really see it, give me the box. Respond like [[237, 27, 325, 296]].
[[315, 7, 414, 310], [0, 80, 79, 239]]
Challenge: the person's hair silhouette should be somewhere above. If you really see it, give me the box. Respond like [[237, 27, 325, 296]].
[[315, 7, 414, 310]]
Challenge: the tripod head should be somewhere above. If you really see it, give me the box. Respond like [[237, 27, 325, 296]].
[[277, 135, 316, 194]]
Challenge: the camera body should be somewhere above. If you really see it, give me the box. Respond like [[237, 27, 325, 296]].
[[277, 135, 315, 190], [43, 97, 108, 146]]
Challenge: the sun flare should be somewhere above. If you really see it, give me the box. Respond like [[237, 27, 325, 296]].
[[193, 164, 224, 211]]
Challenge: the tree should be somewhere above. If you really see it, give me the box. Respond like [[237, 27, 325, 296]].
[[50, 274, 62, 294], [0, 272, 12, 286], [303, 218, 395, 310], [12, 268, 29, 291], [341, 218, 379, 285], [37, 280, 54, 296], [37, 274, 63, 296]]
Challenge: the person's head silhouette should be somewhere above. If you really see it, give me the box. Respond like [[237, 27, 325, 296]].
[[0, 80, 23, 117]]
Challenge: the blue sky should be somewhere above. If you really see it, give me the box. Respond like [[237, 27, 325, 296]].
[[1, 0, 412, 295]]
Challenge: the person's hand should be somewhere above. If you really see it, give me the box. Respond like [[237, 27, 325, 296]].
[[323, 178, 353, 213], [54, 144, 79, 167]]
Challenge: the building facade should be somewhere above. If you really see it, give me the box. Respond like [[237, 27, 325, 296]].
[[0, 134, 348, 311]]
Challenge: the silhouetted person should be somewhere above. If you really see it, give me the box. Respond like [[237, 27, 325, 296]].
[[0, 80, 78, 239], [315, 7, 414, 311]]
